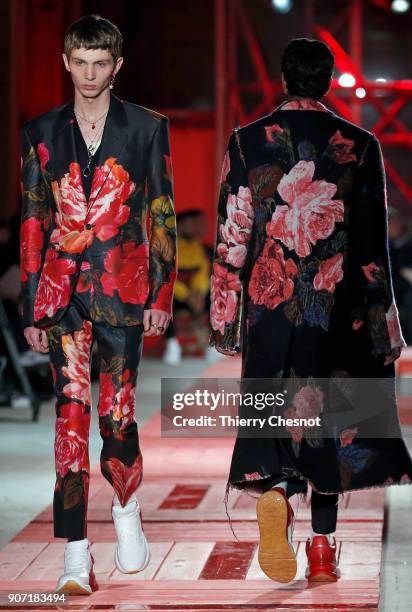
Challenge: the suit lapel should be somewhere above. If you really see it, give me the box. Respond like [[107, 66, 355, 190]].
[[50, 92, 129, 215], [86, 93, 129, 214], [51, 99, 87, 204]]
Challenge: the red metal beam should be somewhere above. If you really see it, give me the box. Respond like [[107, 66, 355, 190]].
[[224, 0, 412, 208]]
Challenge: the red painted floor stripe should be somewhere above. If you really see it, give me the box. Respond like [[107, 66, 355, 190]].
[[199, 542, 257, 580], [159, 484, 210, 509]]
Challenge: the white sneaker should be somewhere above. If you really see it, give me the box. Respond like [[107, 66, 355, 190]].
[[55, 538, 98, 595], [111, 494, 150, 574], [163, 338, 182, 365]]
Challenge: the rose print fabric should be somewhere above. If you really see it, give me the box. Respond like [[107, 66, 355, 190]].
[[48, 282, 144, 540], [20, 93, 176, 329], [20, 93, 175, 540], [210, 97, 412, 500]]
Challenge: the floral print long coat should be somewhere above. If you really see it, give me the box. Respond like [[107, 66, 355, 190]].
[[210, 98, 412, 497], [20, 93, 176, 328]]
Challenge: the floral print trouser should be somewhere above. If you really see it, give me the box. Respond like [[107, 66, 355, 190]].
[[46, 286, 144, 540]]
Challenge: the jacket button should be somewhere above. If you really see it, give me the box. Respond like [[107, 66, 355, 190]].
[[85, 223, 92, 229]]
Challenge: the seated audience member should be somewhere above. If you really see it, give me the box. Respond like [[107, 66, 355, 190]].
[[164, 209, 220, 364]]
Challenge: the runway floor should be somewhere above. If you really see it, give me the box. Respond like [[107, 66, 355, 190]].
[[0, 353, 412, 610]]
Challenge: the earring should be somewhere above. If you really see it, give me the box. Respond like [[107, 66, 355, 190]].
[[109, 75, 115, 90]]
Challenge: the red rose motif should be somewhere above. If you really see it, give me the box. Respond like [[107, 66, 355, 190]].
[[101, 242, 149, 304], [164, 154, 173, 182], [55, 413, 90, 478], [265, 123, 284, 143], [292, 385, 324, 419], [87, 157, 134, 241], [20, 217, 44, 282], [61, 320, 93, 405], [101, 453, 143, 507], [99, 372, 116, 417], [34, 249, 77, 321], [362, 262, 380, 283], [244, 472, 263, 481], [248, 240, 298, 309], [352, 319, 364, 331], [51, 163, 93, 254], [313, 253, 344, 293], [150, 269, 177, 313], [340, 427, 358, 447], [329, 130, 357, 164], [114, 378, 136, 428], [267, 160, 344, 257], [210, 262, 242, 334], [217, 186, 254, 268], [37, 142, 50, 172]]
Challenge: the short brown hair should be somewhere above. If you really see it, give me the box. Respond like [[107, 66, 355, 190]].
[[64, 14, 123, 62]]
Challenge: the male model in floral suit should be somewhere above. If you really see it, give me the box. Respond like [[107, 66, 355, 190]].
[[210, 38, 412, 584], [20, 14, 176, 595]]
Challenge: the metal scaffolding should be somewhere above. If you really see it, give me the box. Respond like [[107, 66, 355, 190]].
[[215, 0, 412, 206]]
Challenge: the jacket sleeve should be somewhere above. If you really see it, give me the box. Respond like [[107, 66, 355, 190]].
[[348, 134, 406, 357], [19, 126, 50, 328], [144, 116, 177, 314], [209, 128, 254, 355]]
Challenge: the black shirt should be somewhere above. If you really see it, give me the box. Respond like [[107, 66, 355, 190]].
[[73, 120, 102, 202]]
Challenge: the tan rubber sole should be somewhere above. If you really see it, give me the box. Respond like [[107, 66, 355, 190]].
[[257, 490, 297, 583], [55, 579, 92, 596]]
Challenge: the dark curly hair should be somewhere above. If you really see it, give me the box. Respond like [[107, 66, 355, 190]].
[[64, 14, 123, 62], [281, 38, 334, 100]]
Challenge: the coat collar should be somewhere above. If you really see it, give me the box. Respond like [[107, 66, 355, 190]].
[[275, 97, 331, 112], [51, 92, 129, 212]]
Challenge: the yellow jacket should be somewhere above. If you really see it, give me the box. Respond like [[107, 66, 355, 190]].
[[174, 237, 210, 302]]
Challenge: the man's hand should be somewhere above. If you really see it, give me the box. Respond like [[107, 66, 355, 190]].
[[143, 309, 171, 336], [384, 346, 403, 366], [23, 326, 49, 353]]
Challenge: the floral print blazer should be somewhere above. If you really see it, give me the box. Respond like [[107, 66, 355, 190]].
[[20, 93, 176, 328], [210, 98, 405, 360]]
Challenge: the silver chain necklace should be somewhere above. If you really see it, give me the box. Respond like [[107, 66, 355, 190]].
[[74, 110, 106, 177]]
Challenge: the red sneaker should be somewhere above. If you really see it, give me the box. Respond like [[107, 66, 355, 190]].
[[257, 487, 297, 583], [305, 535, 341, 582]]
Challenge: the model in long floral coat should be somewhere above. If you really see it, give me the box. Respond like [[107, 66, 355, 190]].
[[210, 38, 412, 584], [20, 14, 176, 595]]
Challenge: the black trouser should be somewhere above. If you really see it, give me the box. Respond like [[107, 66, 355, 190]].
[[47, 274, 144, 541], [261, 477, 338, 534]]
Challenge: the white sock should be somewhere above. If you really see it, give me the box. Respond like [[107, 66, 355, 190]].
[[271, 481, 287, 493], [311, 530, 334, 545]]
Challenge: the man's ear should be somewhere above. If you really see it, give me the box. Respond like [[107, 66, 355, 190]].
[[62, 53, 70, 72], [114, 56, 124, 76]]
